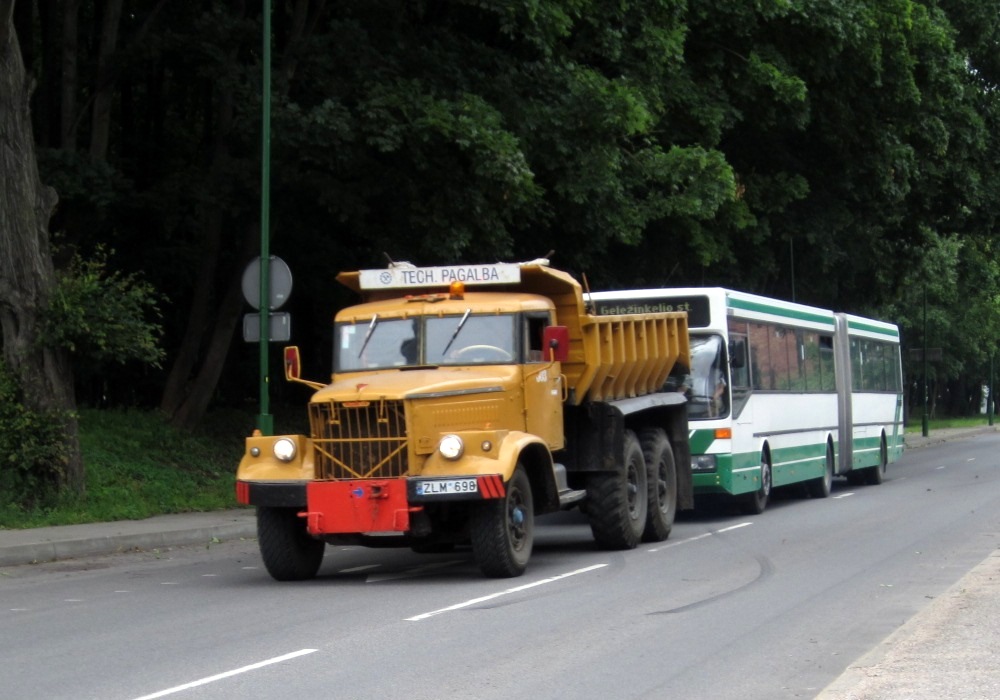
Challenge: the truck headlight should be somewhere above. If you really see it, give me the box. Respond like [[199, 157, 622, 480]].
[[273, 438, 297, 462], [438, 434, 464, 460]]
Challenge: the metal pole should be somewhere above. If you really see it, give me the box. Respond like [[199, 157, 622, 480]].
[[922, 286, 929, 437], [257, 0, 273, 436]]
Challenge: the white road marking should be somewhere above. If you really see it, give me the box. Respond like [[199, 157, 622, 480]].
[[647, 522, 753, 552], [340, 564, 380, 574], [130, 648, 318, 700], [406, 564, 607, 621], [833, 493, 855, 499]]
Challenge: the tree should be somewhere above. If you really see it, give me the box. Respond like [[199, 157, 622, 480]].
[[0, 0, 83, 493]]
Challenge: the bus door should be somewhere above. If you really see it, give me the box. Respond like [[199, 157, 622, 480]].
[[728, 330, 753, 427], [833, 313, 853, 473]]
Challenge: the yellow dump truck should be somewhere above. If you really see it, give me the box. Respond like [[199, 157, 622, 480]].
[[236, 260, 693, 579]]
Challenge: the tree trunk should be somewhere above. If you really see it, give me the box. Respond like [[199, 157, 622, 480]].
[[0, 4, 84, 493], [169, 226, 258, 432], [89, 0, 123, 161], [159, 36, 237, 421], [60, 0, 80, 149]]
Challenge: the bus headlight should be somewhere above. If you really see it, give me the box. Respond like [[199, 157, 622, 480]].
[[273, 438, 297, 463], [438, 434, 464, 461], [691, 455, 717, 472]]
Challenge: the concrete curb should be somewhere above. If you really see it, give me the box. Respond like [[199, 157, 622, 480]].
[[0, 509, 257, 567]]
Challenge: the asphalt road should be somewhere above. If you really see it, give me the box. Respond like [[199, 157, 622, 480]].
[[2, 432, 999, 700]]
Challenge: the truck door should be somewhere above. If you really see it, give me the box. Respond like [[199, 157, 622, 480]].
[[522, 313, 565, 449]]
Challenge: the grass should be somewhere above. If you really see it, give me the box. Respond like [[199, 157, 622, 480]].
[[0, 408, 263, 529], [905, 415, 996, 433]]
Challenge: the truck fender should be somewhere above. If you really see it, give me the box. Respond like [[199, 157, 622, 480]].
[[237, 433, 316, 481], [420, 431, 559, 513]]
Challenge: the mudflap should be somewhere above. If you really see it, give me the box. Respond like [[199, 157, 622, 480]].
[[302, 480, 418, 535]]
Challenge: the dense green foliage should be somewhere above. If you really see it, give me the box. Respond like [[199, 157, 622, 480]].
[[0, 362, 69, 509], [42, 248, 164, 368], [8, 0, 1000, 439]]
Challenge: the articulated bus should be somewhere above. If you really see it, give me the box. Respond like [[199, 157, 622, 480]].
[[587, 288, 904, 513]]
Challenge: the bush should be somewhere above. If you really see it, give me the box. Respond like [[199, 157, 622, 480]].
[[0, 362, 69, 510]]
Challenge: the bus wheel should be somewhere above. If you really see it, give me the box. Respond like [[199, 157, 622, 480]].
[[742, 449, 771, 515], [257, 506, 325, 581], [864, 437, 888, 485], [587, 429, 648, 549], [471, 465, 534, 577], [640, 428, 676, 542], [807, 442, 834, 499]]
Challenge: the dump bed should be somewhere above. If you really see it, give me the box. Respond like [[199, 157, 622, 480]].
[[565, 311, 689, 404]]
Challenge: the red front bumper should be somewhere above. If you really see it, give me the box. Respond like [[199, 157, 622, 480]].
[[302, 479, 417, 535]]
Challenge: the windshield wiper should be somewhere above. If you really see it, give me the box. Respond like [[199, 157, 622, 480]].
[[357, 315, 379, 358], [441, 309, 471, 356]]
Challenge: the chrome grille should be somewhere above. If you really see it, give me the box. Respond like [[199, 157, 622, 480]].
[[309, 399, 408, 479]]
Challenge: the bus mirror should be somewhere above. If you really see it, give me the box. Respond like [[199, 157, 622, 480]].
[[729, 339, 746, 369], [284, 346, 301, 381], [543, 326, 570, 363]]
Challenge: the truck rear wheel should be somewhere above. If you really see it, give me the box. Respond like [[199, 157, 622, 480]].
[[471, 465, 534, 578], [257, 506, 325, 581], [640, 428, 676, 542], [586, 429, 648, 549]]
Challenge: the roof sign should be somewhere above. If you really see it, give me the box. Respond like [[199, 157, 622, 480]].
[[358, 263, 521, 290]]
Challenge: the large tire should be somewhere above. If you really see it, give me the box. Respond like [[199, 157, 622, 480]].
[[806, 442, 834, 499], [471, 465, 534, 578], [864, 436, 888, 485], [640, 428, 677, 542], [741, 448, 771, 515], [257, 506, 325, 581], [586, 429, 648, 549]]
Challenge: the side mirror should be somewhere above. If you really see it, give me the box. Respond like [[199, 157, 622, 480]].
[[542, 326, 570, 363], [284, 346, 301, 381], [729, 338, 746, 369]]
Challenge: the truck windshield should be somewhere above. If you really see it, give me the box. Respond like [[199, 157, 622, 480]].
[[335, 313, 518, 371], [684, 334, 730, 419]]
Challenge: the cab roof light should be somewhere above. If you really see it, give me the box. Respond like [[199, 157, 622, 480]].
[[449, 281, 465, 299]]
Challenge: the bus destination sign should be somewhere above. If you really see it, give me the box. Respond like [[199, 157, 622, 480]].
[[591, 295, 711, 328]]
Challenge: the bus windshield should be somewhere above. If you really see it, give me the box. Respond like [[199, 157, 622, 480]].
[[335, 313, 517, 371], [685, 334, 729, 419]]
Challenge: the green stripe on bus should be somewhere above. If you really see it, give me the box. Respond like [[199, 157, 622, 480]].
[[727, 297, 835, 327], [847, 319, 900, 339]]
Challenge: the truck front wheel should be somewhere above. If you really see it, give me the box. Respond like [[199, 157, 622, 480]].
[[471, 465, 534, 578], [586, 429, 648, 549], [257, 506, 325, 581]]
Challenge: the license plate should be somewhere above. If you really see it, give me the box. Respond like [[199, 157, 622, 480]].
[[415, 478, 478, 496]]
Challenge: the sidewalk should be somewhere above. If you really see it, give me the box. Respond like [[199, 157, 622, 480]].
[[1, 427, 998, 700]]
